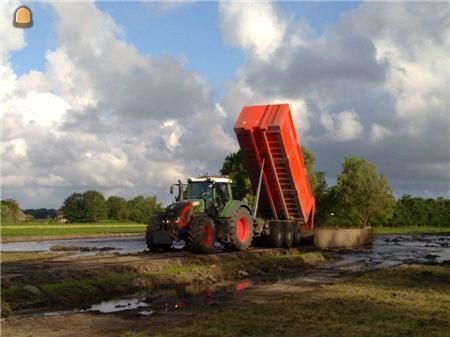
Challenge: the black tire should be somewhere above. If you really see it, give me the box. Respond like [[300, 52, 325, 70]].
[[293, 223, 301, 246], [188, 215, 216, 254], [284, 223, 294, 248], [146, 215, 171, 252], [227, 208, 253, 251], [268, 222, 284, 248]]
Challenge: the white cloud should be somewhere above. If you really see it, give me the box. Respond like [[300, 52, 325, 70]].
[[1, 2, 235, 208], [320, 110, 363, 142], [33, 175, 68, 188], [160, 119, 183, 151], [370, 123, 392, 143], [219, 1, 286, 60]]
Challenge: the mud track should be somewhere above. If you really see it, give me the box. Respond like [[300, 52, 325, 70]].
[[1, 234, 449, 337]]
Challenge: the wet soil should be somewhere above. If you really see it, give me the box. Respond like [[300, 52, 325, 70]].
[[1, 234, 449, 337]]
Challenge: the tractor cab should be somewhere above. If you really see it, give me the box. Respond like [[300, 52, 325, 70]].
[[186, 177, 232, 214]]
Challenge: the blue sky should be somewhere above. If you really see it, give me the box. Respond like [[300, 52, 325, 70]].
[[11, 1, 359, 96]]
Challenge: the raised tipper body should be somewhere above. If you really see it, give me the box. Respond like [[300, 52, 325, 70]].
[[234, 104, 315, 231]]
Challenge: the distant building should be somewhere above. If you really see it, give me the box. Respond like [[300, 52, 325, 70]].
[[55, 211, 69, 224]]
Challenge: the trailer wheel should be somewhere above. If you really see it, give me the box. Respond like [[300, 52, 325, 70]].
[[268, 222, 284, 248], [188, 215, 216, 254], [227, 208, 253, 251], [284, 223, 294, 248], [146, 215, 171, 252], [293, 223, 301, 246]]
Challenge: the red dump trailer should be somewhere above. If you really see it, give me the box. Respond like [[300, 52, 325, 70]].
[[234, 104, 315, 246]]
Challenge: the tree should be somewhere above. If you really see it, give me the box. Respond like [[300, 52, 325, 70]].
[[325, 157, 395, 227], [1, 204, 14, 224], [220, 151, 255, 206], [1, 199, 26, 222], [61, 193, 87, 222], [24, 208, 57, 219], [83, 190, 107, 221], [390, 195, 450, 227], [106, 196, 130, 220], [301, 146, 327, 199], [128, 196, 162, 223]]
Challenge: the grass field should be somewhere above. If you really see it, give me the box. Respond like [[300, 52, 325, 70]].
[[0, 221, 146, 238], [374, 226, 450, 235]]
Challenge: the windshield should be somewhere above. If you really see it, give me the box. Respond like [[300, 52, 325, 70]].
[[188, 182, 213, 199]]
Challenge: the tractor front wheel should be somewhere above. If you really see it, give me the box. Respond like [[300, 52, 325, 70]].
[[227, 208, 253, 251], [188, 215, 216, 254]]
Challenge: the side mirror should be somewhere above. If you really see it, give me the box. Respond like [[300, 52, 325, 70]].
[[170, 186, 174, 194]]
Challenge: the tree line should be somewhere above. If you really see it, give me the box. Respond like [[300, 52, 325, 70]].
[[61, 191, 162, 223], [1, 192, 162, 224], [220, 149, 450, 228]]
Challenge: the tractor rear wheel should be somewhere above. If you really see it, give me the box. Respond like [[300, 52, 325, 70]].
[[188, 215, 216, 254], [227, 208, 253, 251], [268, 221, 284, 248], [146, 215, 171, 252], [284, 223, 294, 248]]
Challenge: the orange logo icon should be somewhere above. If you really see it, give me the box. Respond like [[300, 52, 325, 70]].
[[13, 6, 33, 28]]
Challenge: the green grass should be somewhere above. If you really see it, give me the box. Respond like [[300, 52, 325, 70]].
[[0, 222, 146, 238], [374, 226, 450, 235], [125, 264, 450, 337]]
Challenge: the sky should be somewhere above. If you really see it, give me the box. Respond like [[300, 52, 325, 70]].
[[1, 1, 449, 208]]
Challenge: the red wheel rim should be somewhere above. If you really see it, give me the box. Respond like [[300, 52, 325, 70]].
[[203, 224, 214, 247], [178, 203, 193, 229], [237, 216, 250, 242]]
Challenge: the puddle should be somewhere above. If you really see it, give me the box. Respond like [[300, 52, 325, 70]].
[[87, 298, 149, 313], [48, 280, 255, 317], [1, 237, 189, 255], [1, 236, 146, 255]]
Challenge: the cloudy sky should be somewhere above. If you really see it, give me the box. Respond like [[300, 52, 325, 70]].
[[1, 1, 449, 208]]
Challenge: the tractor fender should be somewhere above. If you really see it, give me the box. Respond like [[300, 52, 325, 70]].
[[220, 200, 252, 218]]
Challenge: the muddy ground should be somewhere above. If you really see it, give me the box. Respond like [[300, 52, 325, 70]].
[[1, 234, 449, 337]]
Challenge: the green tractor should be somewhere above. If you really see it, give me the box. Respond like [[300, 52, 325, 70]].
[[146, 176, 253, 253]]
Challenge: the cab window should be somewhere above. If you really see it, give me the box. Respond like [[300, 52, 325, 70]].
[[215, 183, 230, 203], [188, 182, 212, 199]]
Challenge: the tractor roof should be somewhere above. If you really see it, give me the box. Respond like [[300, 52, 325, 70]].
[[188, 176, 232, 183]]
